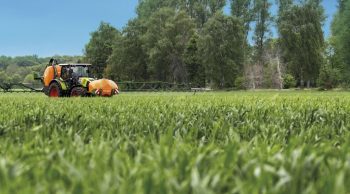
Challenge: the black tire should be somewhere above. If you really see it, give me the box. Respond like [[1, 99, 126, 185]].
[[48, 82, 62, 97], [43, 87, 49, 96], [70, 87, 86, 97]]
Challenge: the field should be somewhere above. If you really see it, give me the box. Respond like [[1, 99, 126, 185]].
[[0, 91, 350, 194]]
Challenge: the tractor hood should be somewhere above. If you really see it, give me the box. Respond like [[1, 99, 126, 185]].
[[79, 77, 95, 87], [88, 79, 119, 96]]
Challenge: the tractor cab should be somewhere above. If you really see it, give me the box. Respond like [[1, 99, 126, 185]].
[[61, 64, 91, 80], [39, 59, 119, 97]]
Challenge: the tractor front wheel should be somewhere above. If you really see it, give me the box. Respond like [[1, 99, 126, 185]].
[[48, 82, 62, 98], [70, 87, 86, 97]]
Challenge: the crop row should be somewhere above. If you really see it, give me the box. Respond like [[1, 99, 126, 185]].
[[0, 92, 349, 194]]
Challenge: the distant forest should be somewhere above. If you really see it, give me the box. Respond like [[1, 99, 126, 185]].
[[0, 55, 82, 85], [1, 0, 350, 90]]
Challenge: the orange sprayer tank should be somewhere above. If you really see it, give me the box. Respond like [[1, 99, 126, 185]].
[[43, 66, 61, 87], [88, 79, 119, 96]]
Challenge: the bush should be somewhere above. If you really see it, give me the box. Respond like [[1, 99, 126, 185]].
[[23, 73, 35, 84], [0, 71, 10, 83], [234, 76, 246, 90], [283, 74, 296, 89], [10, 74, 22, 84], [318, 64, 340, 89]]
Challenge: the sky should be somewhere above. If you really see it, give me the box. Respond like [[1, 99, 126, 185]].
[[0, 0, 338, 57]]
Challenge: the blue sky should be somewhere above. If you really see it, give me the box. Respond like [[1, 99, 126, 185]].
[[0, 0, 338, 57]]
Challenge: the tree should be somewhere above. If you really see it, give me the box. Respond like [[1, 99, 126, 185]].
[[85, 22, 121, 78], [0, 56, 12, 70], [184, 33, 205, 87], [249, 0, 273, 88], [263, 38, 284, 89], [13, 55, 41, 67], [0, 71, 9, 83], [6, 64, 20, 75], [331, 0, 350, 84], [183, 0, 227, 27], [137, 0, 226, 27], [106, 19, 148, 81], [283, 74, 296, 89], [318, 63, 340, 89], [10, 74, 22, 84], [231, 0, 254, 88], [200, 12, 245, 88], [277, 0, 325, 88], [253, 0, 272, 64], [276, 0, 293, 14], [337, 0, 347, 12], [143, 8, 196, 82], [23, 73, 35, 84], [137, 0, 177, 18], [231, 0, 254, 48]]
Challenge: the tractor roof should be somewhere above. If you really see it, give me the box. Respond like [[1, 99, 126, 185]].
[[58, 64, 92, 66]]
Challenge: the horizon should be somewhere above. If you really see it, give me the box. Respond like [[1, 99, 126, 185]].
[[0, 0, 338, 57]]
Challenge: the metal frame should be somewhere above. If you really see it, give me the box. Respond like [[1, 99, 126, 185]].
[[0, 81, 195, 93], [117, 81, 191, 91], [0, 83, 42, 93]]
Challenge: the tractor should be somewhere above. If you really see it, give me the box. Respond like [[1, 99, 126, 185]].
[[35, 59, 119, 97]]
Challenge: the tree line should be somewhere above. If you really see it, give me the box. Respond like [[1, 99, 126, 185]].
[[1, 0, 349, 90], [85, 0, 346, 89], [0, 55, 82, 84]]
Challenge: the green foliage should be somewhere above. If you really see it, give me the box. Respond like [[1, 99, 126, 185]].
[[283, 74, 296, 89], [184, 34, 205, 87], [84, 22, 121, 78], [231, 0, 254, 67], [186, 0, 227, 26], [1, 92, 350, 193], [276, 0, 293, 13], [106, 19, 148, 81], [6, 64, 20, 75], [143, 8, 195, 82], [318, 64, 341, 89], [49, 55, 83, 64], [253, 0, 272, 63], [98, 0, 229, 85], [0, 56, 12, 69], [262, 64, 274, 88], [231, 0, 254, 30], [137, 0, 226, 27], [234, 76, 246, 89], [277, 0, 325, 85], [9, 74, 22, 83], [331, 0, 350, 84], [0, 71, 10, 83], [200, 12, 245, 88], [136, 0, 177, 18], [23, 74, 35, 84], [0, 55, 82, 84], [11, 55, 41, 67], [0, 55, 43, 69]]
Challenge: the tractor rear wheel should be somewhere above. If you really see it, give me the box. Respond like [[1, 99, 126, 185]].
[[70, 87, 86, 97], [48, 82, 62, 98]]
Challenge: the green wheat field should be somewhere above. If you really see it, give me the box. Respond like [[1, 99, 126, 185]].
[[0, 91, 350, 194]]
